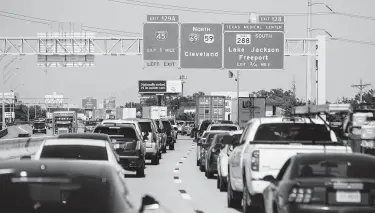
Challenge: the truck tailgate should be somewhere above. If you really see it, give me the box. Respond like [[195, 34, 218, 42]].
[[255, 144, 351, 178]]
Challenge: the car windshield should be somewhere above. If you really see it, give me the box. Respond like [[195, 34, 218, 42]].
[[34, 123, 45, 128], [162, 121, 172, 130], [0, 176, 109, 213], [139, 122, 152, 133], [295, 156, 375, 179], [85, 121, 96, 126], [94, 126, 137, 141], [210, 126, 238, 131], [253, 123, 332, 141]]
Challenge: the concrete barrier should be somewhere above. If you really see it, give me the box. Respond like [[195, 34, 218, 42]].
[[0, 128, 8, 138], [0, 136, 56, 160]]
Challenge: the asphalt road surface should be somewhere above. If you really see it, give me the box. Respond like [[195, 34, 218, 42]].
[[125, 135, 240, 213]]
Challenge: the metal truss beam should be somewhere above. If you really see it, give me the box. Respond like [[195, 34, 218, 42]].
[[0, 37, 316, 56]]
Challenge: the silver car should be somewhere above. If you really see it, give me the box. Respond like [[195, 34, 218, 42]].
[[137, 118, 161, 165]]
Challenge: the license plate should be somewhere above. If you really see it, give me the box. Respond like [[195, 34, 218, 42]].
[[114, 144, 120, 149], [336, 191, 361, 203]]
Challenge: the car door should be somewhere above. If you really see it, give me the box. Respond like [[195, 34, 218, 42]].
[[229, 122, 253, 187]]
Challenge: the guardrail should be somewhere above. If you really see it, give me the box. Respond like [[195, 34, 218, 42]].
[[0, 136, 56, 160], [0, 128, 8, 138]]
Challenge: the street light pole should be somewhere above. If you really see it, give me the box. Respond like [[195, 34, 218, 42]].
[[306, 0, 312, 106], [236, 70, 240, 124]]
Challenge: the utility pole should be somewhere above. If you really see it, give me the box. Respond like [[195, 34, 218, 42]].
[[292, 77, 296, 98], [351, 79, 371, 103], [179, 75, 187, 97], [306, 0, 312, 105]]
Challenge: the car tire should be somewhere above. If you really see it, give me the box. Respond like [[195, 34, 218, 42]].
[[219, 176, 227, 192], [217, 177, 220, 189], [162, 146, 167, 153], [169, 144, 174, 150], [196, 159, 200, 166], [199, 162, 205, 172], [227, 173, 241, 208], [136, 162, 145, 177], [151, 155, 159, 165]]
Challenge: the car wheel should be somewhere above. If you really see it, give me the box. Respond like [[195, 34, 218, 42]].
[[196, 159, 200, 166], [227, 174, 241, 208], [162, 146, 167, 153], [151, 155, 159, 165], [217, 176, 220, 189], [136, 162, 145, 177], [219, 176, 227, 192], [199, 162, 205, 172], [169, 144, 174, 150]]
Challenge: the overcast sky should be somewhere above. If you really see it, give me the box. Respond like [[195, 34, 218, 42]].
[[1, 0, 374, 106]]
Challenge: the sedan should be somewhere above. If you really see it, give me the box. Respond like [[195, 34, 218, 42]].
[[25, 133, 123, 172], [262, 153, 375, 213], [0, 159, 161, 213]]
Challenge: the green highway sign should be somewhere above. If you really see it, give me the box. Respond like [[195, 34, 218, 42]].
[[223, 23, 285, 70], [180, 23, 223, 69]]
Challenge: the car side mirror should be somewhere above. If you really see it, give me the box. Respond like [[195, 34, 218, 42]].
[[222, 135, 234, 145], [139, 195, 160, 213], [157, 129, 161, 133], [193, 139, 198, 142], [263, 175, 276, 183], [21, 155, 31, 160], [174, 127, 178, 131], [143, 135, 148, 140]]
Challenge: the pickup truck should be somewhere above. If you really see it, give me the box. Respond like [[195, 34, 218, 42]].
[[226, 116, 352, 210]]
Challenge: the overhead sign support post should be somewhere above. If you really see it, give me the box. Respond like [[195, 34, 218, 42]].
[[143, 15, 180, 68]]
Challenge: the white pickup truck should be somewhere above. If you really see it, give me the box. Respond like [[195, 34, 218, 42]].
[[226, 116, 352, 210]]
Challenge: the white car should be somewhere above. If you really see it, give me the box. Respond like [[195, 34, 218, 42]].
[[30, 133, 124, 172], [217, 130, 243, 192]]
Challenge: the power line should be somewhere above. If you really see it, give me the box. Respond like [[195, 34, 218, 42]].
[[108, 0, 375, 21], [0, 11, 140, 36]]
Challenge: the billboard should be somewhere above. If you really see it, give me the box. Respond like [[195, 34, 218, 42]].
[[82, 97, 97, 109], [138, 80, 182, 94], [103, 98, 116, 109], [211, 91, 250, 120], [44, 92, 64, 108]]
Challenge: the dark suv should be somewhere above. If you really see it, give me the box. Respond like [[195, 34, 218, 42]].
[[93, 123, 146, 177], [161, 119, 176, 150]]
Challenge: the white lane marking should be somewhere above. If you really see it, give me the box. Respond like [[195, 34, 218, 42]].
[[176, 162, 182, 166], [173, 168, 180, 173], [173, 176, 182, 183], [179, 190, 192, 200], [18, 126, 29, 133]]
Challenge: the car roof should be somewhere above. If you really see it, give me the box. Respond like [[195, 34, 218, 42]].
[[0, 160, 117, 179], [250, 117, 325, 125], [292, 153, 372, 162], [102, 119, 138, 124], [96, 123, 136, 129], [57, 133, 110, 141], [136, 118, 152, 122], [209, 124, 238, 127]]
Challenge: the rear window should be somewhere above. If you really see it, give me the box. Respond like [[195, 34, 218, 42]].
[[40, 145, 108, 160], [295, 157, 375, 179], [254, 123, 332, 141], [0, 176, 109, 212], [85, 121, 96, 126], [34, 123, 45, 128], [210, 126, 238, 131], [218, 120, 234, 124], [94, 126, 137, 140], [205, 133, 221, 145], [139, 122, 152, 133]]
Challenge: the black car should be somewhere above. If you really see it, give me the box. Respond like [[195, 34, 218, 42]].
[[262, 153, 375, 213], [32, 121, 47, 134], [0, 160, 160, 213], [195, 120, 214, 139], [93, 123, 146, 177], [154, 119, 167, 153], [84, 120, 97, 133], [161, 119, 176, 150], [199, 131, 227, 172], [204, 133, 229, 178]]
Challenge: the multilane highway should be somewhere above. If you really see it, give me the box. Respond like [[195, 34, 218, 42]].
[[125, 135, 240, 213]]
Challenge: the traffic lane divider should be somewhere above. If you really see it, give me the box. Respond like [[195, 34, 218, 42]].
[[0, 128, 8, 138], [0, 136, 56, 150]]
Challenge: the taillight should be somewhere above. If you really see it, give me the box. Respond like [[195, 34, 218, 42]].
[[251, 150, 259, 171], [288, 187, 313, 203]]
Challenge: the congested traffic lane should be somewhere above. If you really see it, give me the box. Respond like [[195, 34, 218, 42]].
[[125, 135, 240, 213]]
